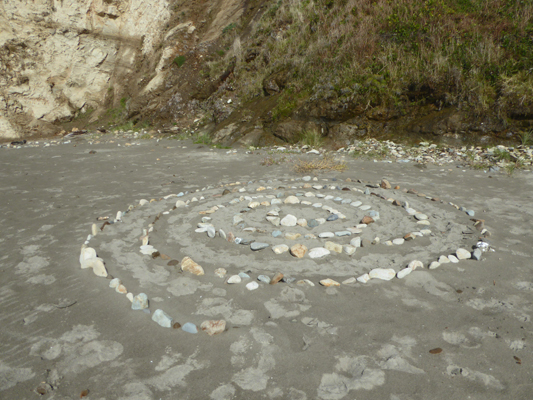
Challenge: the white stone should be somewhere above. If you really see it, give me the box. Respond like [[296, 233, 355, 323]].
[[448, 255, 459, 263], [281, 214, 297, 227], [356, 273, 371, 283], [126, 293, 134, 302], [248, 201, 260, 208], [350, 237, 362, 247], [414, 213, 428, 220], [109, 278, 121, 289], [342, 277, 357, 284], [351, 201, 362, 207], [304, 192, 315, 197], [226, 275, 242, 284], [246, 281, 259, 291], [392, 238, 405, 245], [272, 244, 289, 254], [429, 261, 441, 270], [343, 245, 356, 255], [79, 247, 97, 267], [316, 218, 326, 224], [308, 247, 330, 258], [438, 255, 450, 263], [83, 257, 108, 277], [417, 220, 431, 225], [408, 260, 424, 270], [369, 268, 396, 281], [175, 200, 186, 208], [140, 245, 157, 255], [284, 196, 300, 204], [115, 211, 123, 222], [318, 232, 335, 238], [139, 199, 149, 206], [91, 223, 98, 236], [420, 229, 432, 235], [397, 268, 412, 279], [456, 248, 471, 260], [266, 216, 281, 226]]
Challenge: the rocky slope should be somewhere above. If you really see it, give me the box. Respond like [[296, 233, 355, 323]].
[[1, 0, 532, 147]]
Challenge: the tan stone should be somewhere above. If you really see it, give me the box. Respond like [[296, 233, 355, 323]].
[[361, 216, 374, 224], [325, 241, 343, 253], [285, 232, 302, 240], [290, 244, 308, 258], [270, 272, 284, 285], [380, 179, 391, 189], [403, 232, 416, 241], [320, 278, 340, 287], [181, 257, 205, 276]]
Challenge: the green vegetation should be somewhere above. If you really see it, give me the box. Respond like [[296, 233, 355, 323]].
[[518, 129, 532, 147], [208, 0, 533, 120], [493, 148, 512, 161], [193, 133, 212, 145], [299, 128, 324, 147], [173, 55, 186, 68]]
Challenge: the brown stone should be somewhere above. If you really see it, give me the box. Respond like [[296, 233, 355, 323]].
[[222, 188, 230, 196], [431, 197, 440, 202], [407, 189, 418, 194], [227, 232, 236, 243], [173, 322, 182, 329], [404, 232, 416, 241], [201, 320, 226, 335], [380, 179, 391, 189], [361, 216, 374, 225], [167, 259, 179, 266], [392, 199, 401, 206], [290, 244, 308, 258], [394, 185, 400, 190], [270, 272, 284, 284], [160, 253, 171, 260], [346, 178, 352, 182], [181, 256, 205, 276]]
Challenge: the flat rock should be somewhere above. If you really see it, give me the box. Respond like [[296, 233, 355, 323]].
[[369, 268, 396, 281], [438, 255, 450, 264], [214, 268, 227, 278], [335, 230, 351, 237], [258, 275, 271, 284], [175, 200, 186, 208], [326, 214, 339, 222], [206, 226, 216, 238], [272, 230, 283, 238], [152, 309, 173, 328], [351, 201, 362, 207], [357, 273, 371, 283], [308, 219, 319, 228], [342, 277, 357, 284], [429, 261, 441, 269], [397, 268, 412, 279], [246, 281, 259, 291], [181, 256, 205, 276], [320, 278, 340, 287], [309, 247, 330, 259], [392, 238, 405, 245], [361, 216, 374, 224], [285, 232, 302, 240], [472, 248, 482, 261], [343, 245, 356, 255], [296, 279, 315, 286], [251, 242, 269, 251], [408, 260, 424, 270], [350, 237, 362, 247], [281, 214, 297, 227], [271, 272, 284, 284], [290, 244, 308, 258], [448, 255, 459, 263], [414, 213, 428, 220], [266, 216, 281, 226], [417, 220, 431, 225], [201, 320, 226, 336], [456, 248, 471, 260], [318, 232, 335, 238]]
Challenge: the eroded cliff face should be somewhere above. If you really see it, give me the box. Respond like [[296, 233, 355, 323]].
[[0, 0, 246, 139]]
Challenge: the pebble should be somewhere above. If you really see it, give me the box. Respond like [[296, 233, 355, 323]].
[[357, 273, 371, 283], [350, 237, 362, 247], [297, 218, 307, 227], [381, 179, 391, 189], [175, 200, 186, 208], [181, 322, 198, 334], [290, 244, 308, 258], [392, 238, 405, 245], [296, 279, 315, 286], [305, 234, 317, 239], [238, 272, 250, 279], [414, 213, 428, 220], [456, 248, 471, 260], [316, 218, 326, 224], [408, 260, 424, 270], [342, 277, 357, 284], [281, 214, 298, 227], [140, 245, 157, 255], [429, 261, 441, 269], [438, 255, 450, 264], [226, 275, 242, 284], [308, 219, 319, 228], [109, 278, 121, 289], [417, 220, 431, 225], [206, 226, 216, 238], [335, 230, 351, 237], [318, 232, 335, 238], [248, 201, 260, 208], [361, 216, 374, 224], [403, 232, 416, 241], [320, 278, 340, 287], [219, 229, 227, 239], [271, 272, 284, 284], [448, 255, 459, 263], [326, 214, 339, 221], [284, 196, 300, 204], [132, 293, 149, 310], [272, 230, 283, 237], [233, 215, 244, 225], [251, 242, 269, 251], [272, 244, 289, 254], [126, 293, 134, 302], [369, 268, 396, 281], [246, 281, 259, 291], [285, 232, 302, 240], [405, 208, 417, 215], [116, 284, 127, 294], [308, 247, 330, 258], [214, 268, 227, 278], [351, 201, 362, 207], [466, 210, 475, 217], [325, 241, 343, 253], [152, 309, 173, 328], [397, 268, 412, 279], [267, 216, 281, 226], [360, 205, 371, 211], [258, 275, 271, 284], [472, 248, 482, 260], [201, 320, 226, 336], [343, 245, 356, 255], [181, 256, 205, 276]]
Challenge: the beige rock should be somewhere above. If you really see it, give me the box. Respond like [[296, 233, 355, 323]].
[[404, 232, 416, 241], [226, 275, 241, 284], [214, 268, 227, 278], [397, 268, 412, 279], [116, 284, 127, 294], [342, 277, 357, 284], [126, 293, 134, 302], [408, 260, 424, 270], [272, 244, 289, 254], [438, 255, 450, 263], [296, 279, 315, 286], [91, 223, 98, 236], [297, 218, 308, 227], [368, 268, 396, 281], [429, 261, 441, 269], [284, 196, 300, 204], [320, 278, 340, 287], [79, 246, 97, 267], [456, 248, 472, 260], [325, 241, 343, 253], [285, 232, 302, 240], [181, 257, 205, 276], [290, 244, 308, 258], [343, 245, 356, 255], [380, 179, 391, 189], [357, 273, 371, 283], [270, 272, 284, 284], [201, 320, 226, 335], [361, 216, 374, 224], [248, 201, 260, 208]]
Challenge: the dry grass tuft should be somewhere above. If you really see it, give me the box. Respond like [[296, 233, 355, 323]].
[[294, 154, 347, 173]]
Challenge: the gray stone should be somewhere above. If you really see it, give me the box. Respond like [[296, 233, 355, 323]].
[[326, 214, 339, 222], [182, 322, 198, 334], [350, 201, 362, 207], [472, 248, 482, 261], [238, 272, 251, 279], [341, 199, 352, 204], [466, 210, 475, 217], [152, 309, 173, 328], [308, 219, 319, 228], [272, 230, 283, 238], [335, 230, 351, 237], [251, 242, 269, 251], [206, 226, 216, 238], [414, 213, 428, 220], [281, 214, 297, 227], [309, 247, 330, 259], [350, 237, 362, 247], [258, 275, 271, 284], [233, 215, 244, 225], [368, 210, 380, 219], [132, 293, 149, 310]]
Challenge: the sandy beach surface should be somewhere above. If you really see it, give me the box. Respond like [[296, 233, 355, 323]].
[[1, 136, 532, 400]]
